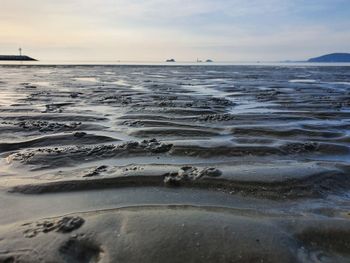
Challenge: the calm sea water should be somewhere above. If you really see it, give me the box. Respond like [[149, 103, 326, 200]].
[[1, 60, 350, 66]]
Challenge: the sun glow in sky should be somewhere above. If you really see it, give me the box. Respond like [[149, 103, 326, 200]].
[[1, 0, 349, 61]]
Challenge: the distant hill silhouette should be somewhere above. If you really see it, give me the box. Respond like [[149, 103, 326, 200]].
[[0, 55, 37, 61], [308, 53, 350, 62]]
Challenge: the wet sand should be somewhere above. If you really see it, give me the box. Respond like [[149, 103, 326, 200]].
[[0, 65, 349, 262]]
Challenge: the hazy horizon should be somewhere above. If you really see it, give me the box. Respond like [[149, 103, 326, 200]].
[[1, 0, 349, 61]]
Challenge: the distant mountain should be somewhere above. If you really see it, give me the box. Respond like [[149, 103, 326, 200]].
[[308, 53, 350, 62], [0, 55, 37, 61]]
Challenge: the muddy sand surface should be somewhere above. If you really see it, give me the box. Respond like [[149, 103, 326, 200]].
[[0, 65, 350, 262]]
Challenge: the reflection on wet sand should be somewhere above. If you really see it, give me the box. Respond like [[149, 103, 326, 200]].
[[0, 65, 349, 262]]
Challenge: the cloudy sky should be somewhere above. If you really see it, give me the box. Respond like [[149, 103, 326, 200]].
[[1, 0, 349, 61]]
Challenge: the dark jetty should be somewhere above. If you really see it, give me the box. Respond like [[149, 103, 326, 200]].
[[308, 53, 350, 62], [0, 55, 37, 61]]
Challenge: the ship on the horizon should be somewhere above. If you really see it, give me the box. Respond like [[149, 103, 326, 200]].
[[166, 59, 176, 62]]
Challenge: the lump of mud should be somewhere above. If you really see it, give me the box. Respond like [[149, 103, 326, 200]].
[[44, 104, 64, 113], [57, 217, 85, 233], [281, 142, 319, 154], [59, 237, 103, 263], [73, 132, 87, 138], [70, 92, 81, 98], [164, 166, 222, 186], [202, 167, 222, 177], [83, 165, 108, 177], [122, 120, 144, 127], [199, 114, 236, 122], [119, 138, 173, 153], [139, 138, 173, 153], [23, 216, 85, 238], [16, 120, 82, 133], [7, 139, 173, 168]]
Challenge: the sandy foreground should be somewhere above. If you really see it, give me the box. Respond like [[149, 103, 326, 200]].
[[0, 65, 349, 262]]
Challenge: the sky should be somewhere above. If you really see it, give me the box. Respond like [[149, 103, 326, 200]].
[[0, 0, 349, 61]]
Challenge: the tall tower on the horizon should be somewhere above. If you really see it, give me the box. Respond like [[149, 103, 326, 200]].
[[19, 47, 22, 56]]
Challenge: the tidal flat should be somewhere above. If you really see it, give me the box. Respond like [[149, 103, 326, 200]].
[[0, 65, 350, 262]]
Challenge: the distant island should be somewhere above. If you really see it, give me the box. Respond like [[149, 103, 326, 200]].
[[196, 59, 213, 63], [0, 55, 37, 61], [308, 53, 350, 62], [166, 59, 176, 62]]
